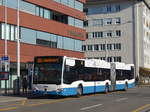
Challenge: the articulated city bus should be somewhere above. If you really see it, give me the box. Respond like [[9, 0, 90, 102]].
[[32, 56, 135, 96]]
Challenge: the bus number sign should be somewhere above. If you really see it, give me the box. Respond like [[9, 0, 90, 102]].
[[36, 58, 59, 63]]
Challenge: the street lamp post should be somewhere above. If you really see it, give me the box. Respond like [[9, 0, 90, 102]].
[[4, 0, 8, 94], [16, 0, 20, 94]]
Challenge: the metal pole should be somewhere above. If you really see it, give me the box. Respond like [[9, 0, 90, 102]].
[[4, 0, 8, 94], [105, 40, 107, 62], [17, 0, 20, 94], [4, 0, 7, 56]]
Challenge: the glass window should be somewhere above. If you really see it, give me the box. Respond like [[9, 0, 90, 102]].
[[61, 0, 68, 6], [39, 7, 44, 17], [100, 44, 106, 51], [68, 0, 75, 8], [106, 31, 112, 37], [87, 45, 93, 51], [44, 9, 50, 19], [75, 1, 83, 11], [75, 19, 83, 28], [88, 32, 93, 39], [7, 0, 17, 9], [21, 27, 36, 44], [20, 1, 36, 15], [50, 34, 57, 42], [116, 30, 121, 37], [82, 45, 86, 51], [6, 24, 10, 40], [94, 44, 99, 51], [93, 19, 103, 26], [107, 44, 112, 50], [68, 17, 75, 26], [35, 6, 40, 16], [104, 18, 112, 25], [107, 6, 112, 12], [115, 5, 121, 12], [37, 31, 50, 41], [57, 36, 63, 49], [0, 0, 2, 5], [75, 40, 82, 51], [64, 37, 74, 50], [107, 57, 112, 62], [115, 18, 121, 24], [10, 25, 15, 41], [54, 0, 61, 3], [98, 32, 103, 38]]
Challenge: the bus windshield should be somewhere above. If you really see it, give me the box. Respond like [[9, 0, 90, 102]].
[[33, 63, 62, 84]]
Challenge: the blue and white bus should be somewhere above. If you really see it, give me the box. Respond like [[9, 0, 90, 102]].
[[32, 56, 135, 96]]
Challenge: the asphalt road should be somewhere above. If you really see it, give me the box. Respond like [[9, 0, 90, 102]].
[[0, 86, 150, 112]]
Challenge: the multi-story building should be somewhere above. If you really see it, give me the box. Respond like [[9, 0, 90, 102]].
[[83, 0, 150, 77], [0, 0, 86, 89]]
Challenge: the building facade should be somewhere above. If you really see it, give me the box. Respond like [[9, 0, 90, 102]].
[[0, 0, 86, 89], [83, 0, 150, 77]]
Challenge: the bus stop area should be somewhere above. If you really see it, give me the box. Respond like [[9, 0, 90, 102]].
[[0, 90, 27, 104]]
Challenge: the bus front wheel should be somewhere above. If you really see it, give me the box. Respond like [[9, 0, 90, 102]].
[[76, 85, 83, 97]]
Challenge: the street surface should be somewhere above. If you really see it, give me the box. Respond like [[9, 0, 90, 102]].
[[0, 86, 150, 112]]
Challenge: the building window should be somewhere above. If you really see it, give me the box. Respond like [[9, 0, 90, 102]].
[[82, 45, 86, 51], [104, 18, 112, 25], [93, 19, 103, 26], [36, 39, 57, 48], [115, 5, 121, 12], [98, 32, 103, 38], [100, 57, 106, 61], [44, 9, 51, 19], [88, 45, 93, 51], [107, 6, 112, 12], [107, 57, 112, 62], [114, 56, 121, 62], [83, 8, 88, 14], [94, 44, 99, 51], [84, 20, 88, 27], [107, 44, 112, 50], [115, 18, 121, 24], [114, 43, 121, 50], [116, 30, 121, 37], [0, 23, 17, 41], [106, 31, 112, 37], [100, 44, 106, 51]]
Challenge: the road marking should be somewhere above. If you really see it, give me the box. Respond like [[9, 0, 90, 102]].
[[132, 104, 150, 112], [28, 94, 101, 107], [80, 104, 102, 111], [21, 100, 27, 106], [116, 97, 128, 102], [29, 98, 74, 107], [0, 98, 27, 103], [0, 107, 17, 111]]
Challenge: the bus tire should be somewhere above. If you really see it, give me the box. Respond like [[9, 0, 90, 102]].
[[76, 85, 83, 97], [124, 82, 128, 91], [105, 84, 109, 94]]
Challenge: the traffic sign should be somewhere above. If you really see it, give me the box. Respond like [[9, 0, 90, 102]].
[[1, 56, 9, 61]]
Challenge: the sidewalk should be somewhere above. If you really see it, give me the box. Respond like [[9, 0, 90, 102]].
[[0, 90, 27, 103]]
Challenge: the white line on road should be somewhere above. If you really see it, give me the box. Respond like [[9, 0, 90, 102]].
[[80, 104, 102, 111], [116, 97, 128, 102], [0, 98, 27, 103]]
